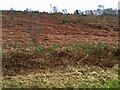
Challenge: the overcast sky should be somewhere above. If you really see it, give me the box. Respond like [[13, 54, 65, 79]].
[[0, 0, 119, 13]]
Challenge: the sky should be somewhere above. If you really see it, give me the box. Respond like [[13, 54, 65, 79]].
[[0, 0, 119, 13]]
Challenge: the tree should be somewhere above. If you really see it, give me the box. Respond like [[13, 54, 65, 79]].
[[10, 7, 14, 11], [33, 10, 39, 13], [62, 9, 67, 14], [53, 6, 58, 13], [74, 10, 79, 15], [25, 8, 33, 12]]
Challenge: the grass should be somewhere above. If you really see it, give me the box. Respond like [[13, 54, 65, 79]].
[[69, 41, 118, 58], [78, 16, 97, 23], [59, 15, 97, 25], [2, 41, 119, 67], [3, 65, 118, 88], [58, 15, 118, 31], [2, 42, 119, 88]]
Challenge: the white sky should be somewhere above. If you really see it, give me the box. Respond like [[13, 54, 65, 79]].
[[0, 0, 119, 13]]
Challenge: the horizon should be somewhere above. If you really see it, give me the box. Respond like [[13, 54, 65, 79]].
[[0, 0, 119, 13]]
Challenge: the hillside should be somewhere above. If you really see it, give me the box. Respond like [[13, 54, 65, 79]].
[[2, 12, 119, 47], [2, 11, 119, 88]]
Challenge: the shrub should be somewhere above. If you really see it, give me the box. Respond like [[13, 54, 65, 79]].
[[69, 41, 115, 59], [81, 42, 110, 58], [2, 47, 35, 64]]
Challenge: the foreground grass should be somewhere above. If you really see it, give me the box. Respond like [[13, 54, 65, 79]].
[[2, 42, 119, 88], [3, 65, 118, 88]]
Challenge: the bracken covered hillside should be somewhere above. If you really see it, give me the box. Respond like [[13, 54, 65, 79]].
[[2, 11, 119, 88], [2, 11, 119, 47]]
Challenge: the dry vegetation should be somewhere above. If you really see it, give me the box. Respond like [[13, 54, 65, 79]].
[[2, 11, 119, 88]]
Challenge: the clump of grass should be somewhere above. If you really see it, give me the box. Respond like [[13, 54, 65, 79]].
[[69, 41, 119, 59], [32, 45, 45, 53], [32, 45, 46, 59], [50, 43, 62, 49], [59, 18, 70, 24], [3, 47, 35, 63], [78, 16, 97, 23], [81, 42, 110, 58]]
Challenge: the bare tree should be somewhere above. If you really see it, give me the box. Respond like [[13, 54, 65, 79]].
[[10, 7, 14, 11], [53, 6, 58, 13], [62, 9, 67, 14]]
